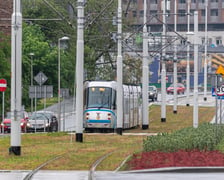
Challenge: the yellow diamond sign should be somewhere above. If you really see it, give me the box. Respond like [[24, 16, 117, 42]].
[[216, 65, 224, 75]]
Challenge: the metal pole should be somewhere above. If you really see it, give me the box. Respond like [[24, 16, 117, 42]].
[[58, 39, 61, 131], [220, 97, 222, 124], [116, 0, 123, 135], [142, 0, 149, 129], [58, 36, 69, 132], [186, 0, 191, 106], [2, 92, 4, 132], [161, 0, 166, 122], [193, 11, 198, 128], [203, 0, 208, 101], [75, 0, 84, 142], [29, 53, 34, 113], [10, 0, 22, 156], [35, 86, 37, 133], [173, 0, 177, 114], [63, 93, 65, 131], [215, 75, 218, 125]]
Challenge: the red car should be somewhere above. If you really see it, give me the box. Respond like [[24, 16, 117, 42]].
[[0, 111, 29, 133], [167, 83, 185, 94]]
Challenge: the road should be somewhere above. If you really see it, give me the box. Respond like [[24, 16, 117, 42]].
[[1, 169, 224, 180]]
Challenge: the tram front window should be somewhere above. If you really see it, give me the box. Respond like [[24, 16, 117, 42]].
[[87, 87, 112, 108]]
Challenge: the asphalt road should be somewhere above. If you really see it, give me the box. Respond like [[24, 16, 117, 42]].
[[1, 169, 224, 180]]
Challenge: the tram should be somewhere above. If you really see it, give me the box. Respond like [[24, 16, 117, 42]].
[[83, 81, 142, 132]]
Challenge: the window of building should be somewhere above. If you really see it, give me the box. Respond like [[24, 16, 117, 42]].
[[178, 10, 186, 17], [132, 10, 137, 17], [211, 0, 218, 2], [190, 9, 194, 15], [179, 0, 186, 3], [211, 9, 218, 16], [123, 0, 128, 4], [132, 0, 137, 4], [139, 10, 144, 17], [201, 10, 205, 16], [191, 0, 196, 3], [151, 0, 158, 3], [150, 10, 157, 17], [198, 0, 205, 3], [216, 38, 222, 46]]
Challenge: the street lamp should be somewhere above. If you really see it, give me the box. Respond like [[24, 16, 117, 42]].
[[173, 0, 177, 114], [29, 53, 34, 113], [204, 0, 208, 101], [186, 0, 191, 106], [58, 36, 69, 131]]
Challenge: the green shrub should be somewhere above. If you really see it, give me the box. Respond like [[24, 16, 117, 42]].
[[143, 123, 224, 152]]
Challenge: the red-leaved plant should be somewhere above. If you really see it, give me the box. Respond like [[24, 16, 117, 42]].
[[128, 150, 224, 170]]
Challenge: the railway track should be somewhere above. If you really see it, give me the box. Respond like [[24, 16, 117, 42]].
[[23, 156, 63, 180], [22, 150, 119, 180]]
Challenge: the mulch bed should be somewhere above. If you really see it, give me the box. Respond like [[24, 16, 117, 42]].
[[128, 150, 224, 170]]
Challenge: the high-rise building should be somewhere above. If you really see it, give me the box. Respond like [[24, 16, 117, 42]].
[[123, 0, 224, 84], [123, 0, 224, 47]]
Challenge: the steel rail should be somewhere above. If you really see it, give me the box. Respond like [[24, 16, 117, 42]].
[[88, 151, 115, 180], [23, 156, 62, 180]]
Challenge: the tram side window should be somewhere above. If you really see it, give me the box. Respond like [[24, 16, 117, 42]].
[[112, 89, 116, 109]]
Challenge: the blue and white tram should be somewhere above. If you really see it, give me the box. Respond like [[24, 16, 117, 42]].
[[83, 81, 142, 132]]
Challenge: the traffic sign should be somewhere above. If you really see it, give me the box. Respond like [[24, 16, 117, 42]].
[[34, 71, 48, 86], [29, 85, 53, 98], [0, 79, 7, 92], [212, 86, 224, 96], [216, 65, 224, 76]]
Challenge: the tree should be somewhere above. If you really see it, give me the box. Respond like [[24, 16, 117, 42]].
[[0, 32, 11, 115]]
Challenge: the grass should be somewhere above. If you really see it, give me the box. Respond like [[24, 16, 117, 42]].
[[125, 105, 216, 133], [0, 105, 216, 170]]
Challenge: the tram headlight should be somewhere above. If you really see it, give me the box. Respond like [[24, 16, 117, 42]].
[[86, 113, 89, 120], [108, 113, 111, 120]]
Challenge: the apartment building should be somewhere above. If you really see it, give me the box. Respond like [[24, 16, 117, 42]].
[[123, 0, 224, 84], [123, 0, 224, 47]]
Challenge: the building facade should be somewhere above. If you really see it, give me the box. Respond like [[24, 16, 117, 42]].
[[123, 0, 224, 84], [124, 0, 224, 47], [0, 0, 13, 35]]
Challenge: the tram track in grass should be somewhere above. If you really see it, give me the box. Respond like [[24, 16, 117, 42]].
[[22, 150, 123, 180], [88, 151, 115, 180], [23, 155, 63, 180]]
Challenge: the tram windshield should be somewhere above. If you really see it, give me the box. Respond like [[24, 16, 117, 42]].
[[87, 87, 112, 109]]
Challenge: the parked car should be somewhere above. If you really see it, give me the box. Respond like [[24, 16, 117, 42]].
[[27, 111, 58, 132], [148, 85, 158, 101], [167, 83, 185, 94], [0, 111, 29, 133]]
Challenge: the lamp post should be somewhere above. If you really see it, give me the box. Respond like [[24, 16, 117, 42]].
[[193, 11, 199, 128], [204, 0, 208, 101], [186, 0, 191, 106], [116, 0, 123, 134], [29, 53, 34, 113], [173, 0, 177, 114], [161, 0, 167, 122], [142, 0, 149, 129], [10, 0, 22, 156], [58, 36, 69, 132]]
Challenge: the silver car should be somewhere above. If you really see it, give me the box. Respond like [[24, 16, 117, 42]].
[[148, 85, 158, 101], [27, 111, 58, 132]]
